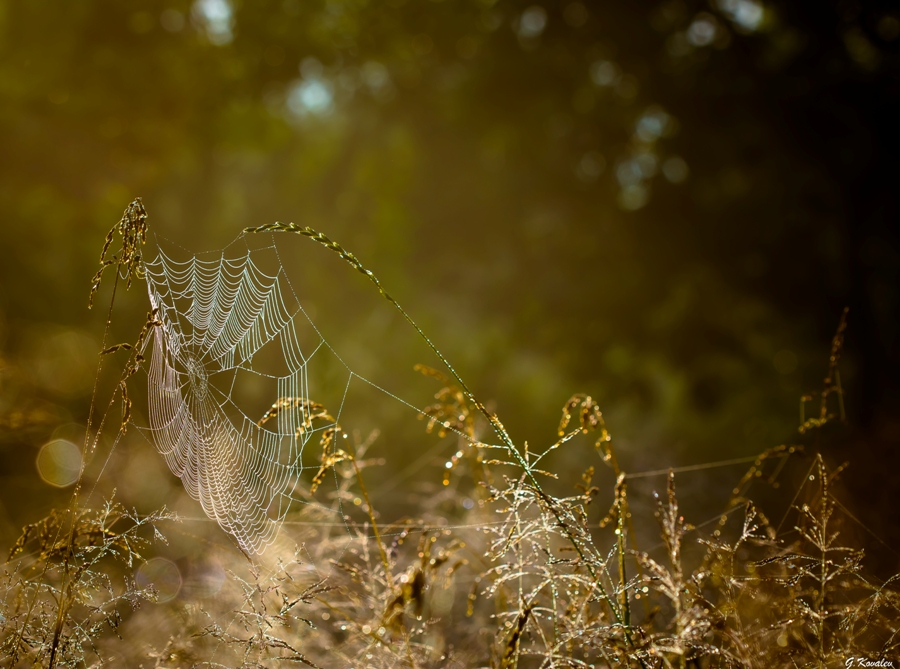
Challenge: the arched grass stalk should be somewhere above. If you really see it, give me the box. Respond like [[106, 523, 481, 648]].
[[243, 222, 635, 645]]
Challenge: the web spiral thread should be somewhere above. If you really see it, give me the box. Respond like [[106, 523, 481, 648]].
[[141, 249, 320, 554]]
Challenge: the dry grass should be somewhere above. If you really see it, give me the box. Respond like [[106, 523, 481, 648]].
[[0, 207, 897, 668]]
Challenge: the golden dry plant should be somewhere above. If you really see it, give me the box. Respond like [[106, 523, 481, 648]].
[[1, 202, 897, 668], [88, 198, 148, 310]]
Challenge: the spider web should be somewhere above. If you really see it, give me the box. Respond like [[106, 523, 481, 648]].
[[135, 233, 807, 559], [140, 241, 338, 554]]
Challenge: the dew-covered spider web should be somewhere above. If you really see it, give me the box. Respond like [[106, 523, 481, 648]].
[[139, 238, 370, 554], [133, 231, 809, 559]]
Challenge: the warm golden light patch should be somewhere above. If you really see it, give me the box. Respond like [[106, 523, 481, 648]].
[[35, 439, 81, 488]]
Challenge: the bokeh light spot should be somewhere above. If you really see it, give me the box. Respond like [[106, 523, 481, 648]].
[[662, 156, 689, 183], [718, 0, 764, 32], [300, 57, 324, 80], [616, 160, 643, 188], [636, 107, 670, 143], [136, 558, 183, 603], [192, 0, 234, 45], [362, 61, 391, 97], [36, 439, 81, 488], [635, 152, 658, 179], [687, 15, 718, 47], [518, 6, 547, 39], [287, 79, 334, 116], [590, 60, 619, 87], [773, 350, 798, 375], [618, 184, 649, 211]]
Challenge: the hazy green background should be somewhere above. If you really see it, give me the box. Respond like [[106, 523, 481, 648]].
[[1, 0, 898, 556]]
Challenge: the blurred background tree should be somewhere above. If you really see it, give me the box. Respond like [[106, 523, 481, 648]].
[[0, 0, 897, 560]]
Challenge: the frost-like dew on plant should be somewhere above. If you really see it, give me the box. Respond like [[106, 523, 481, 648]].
[[141, 246, 325, 554]]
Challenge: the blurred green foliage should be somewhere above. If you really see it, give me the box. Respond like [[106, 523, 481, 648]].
[[0, 0, 898, 545]]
